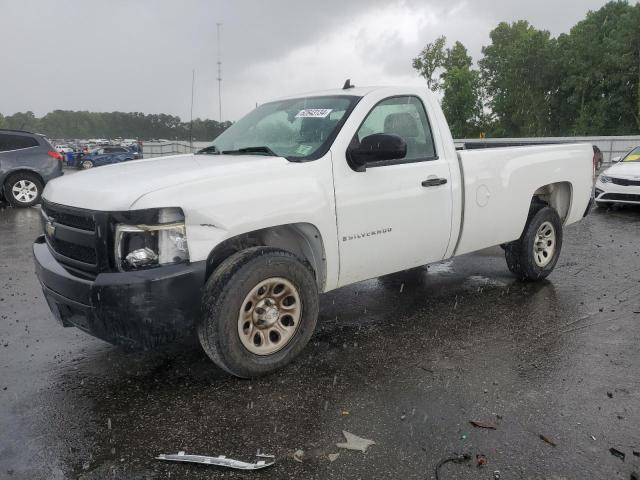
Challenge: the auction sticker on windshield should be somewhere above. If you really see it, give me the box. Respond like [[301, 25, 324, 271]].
[[296, 109, 332, 118]]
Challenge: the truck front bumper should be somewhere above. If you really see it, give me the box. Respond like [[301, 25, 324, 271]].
[[33, 235, 207, 349]]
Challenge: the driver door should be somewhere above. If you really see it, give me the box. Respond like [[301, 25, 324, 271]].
[[333, 95, 453, 286]]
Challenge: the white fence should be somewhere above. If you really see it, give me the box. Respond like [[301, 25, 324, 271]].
[[142, 141, 208, 158], [143, 136, 640, 165]]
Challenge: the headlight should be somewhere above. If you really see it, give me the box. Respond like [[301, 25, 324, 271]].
[[598, 175, 612, 184], [115, 208, 189, 271]]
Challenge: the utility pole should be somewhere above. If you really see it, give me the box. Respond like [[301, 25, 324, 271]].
[[216, 23, 223, 123], [189, 69, 195, 151]]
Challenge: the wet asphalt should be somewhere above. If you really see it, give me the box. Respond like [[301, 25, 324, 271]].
[[1, 200, 640, 480]]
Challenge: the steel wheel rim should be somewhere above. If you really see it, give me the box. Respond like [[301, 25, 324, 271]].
[[11, 180, 38, 203], [533, 221, 556, 267], [82, 161, 93, 169], [238, 277, 301, 355]]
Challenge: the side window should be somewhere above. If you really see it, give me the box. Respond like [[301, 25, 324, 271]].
[[356, 96, 436, 161], [0, 134, 38, 152]]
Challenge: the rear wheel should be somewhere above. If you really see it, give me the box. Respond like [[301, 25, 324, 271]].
[[4, 172, 43, 207], [198, 247, 319, 378], [504, 206, 563, 281]]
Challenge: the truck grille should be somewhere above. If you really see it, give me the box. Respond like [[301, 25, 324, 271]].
[[611, 177, 640, 187], [41, 201, 102, 280]]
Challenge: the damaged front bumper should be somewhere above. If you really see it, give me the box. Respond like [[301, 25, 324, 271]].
[[33, 235, 206, 348]]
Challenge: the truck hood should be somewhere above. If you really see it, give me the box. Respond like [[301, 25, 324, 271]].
[[604, 161, 640, 178], [43, 153, 290, 210]]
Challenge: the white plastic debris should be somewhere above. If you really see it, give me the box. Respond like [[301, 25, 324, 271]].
[[335, 431, 376, 453], [156, 451, 275, 470]]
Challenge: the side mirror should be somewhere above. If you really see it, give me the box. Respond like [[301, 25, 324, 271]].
[[348, 133, 407, 171], [612, 156, 621, 163]]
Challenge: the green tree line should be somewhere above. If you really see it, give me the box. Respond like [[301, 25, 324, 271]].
[[0, 110, 232, 141], [413, 1, 640, 138]]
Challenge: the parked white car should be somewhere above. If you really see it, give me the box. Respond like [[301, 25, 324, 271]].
[[34, 85, 593, 377], [55, 145, 73, 154], [595, 146, 640, 206]]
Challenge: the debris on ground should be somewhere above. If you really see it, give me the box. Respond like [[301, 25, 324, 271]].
[[476, 454, 487, 467], [633, 451, 640, 457], [293, 449, 305, 463], [336, 431, 376, 453], [434, 453, 471, 480], [328, 453, 340, 462], [156, 451, 275, 470], [609, 447, 626, 461], [539, 434, 557, 447], [631, 472, 639, 480], [493, 470, 501, 479], [607, 391, 613, 398], [469, 420, 497, 430]]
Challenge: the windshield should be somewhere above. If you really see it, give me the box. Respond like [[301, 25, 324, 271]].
[[622, 146, 640, 162], [202, 95, 360, 161]]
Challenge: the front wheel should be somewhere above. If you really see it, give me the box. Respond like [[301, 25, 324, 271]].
[[81, 160, 94, 169], [504, 206, 563, 281], [198, 247, 319, 378]]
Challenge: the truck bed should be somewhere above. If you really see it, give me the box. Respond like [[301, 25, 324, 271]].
[[453, 143, 594, 256]]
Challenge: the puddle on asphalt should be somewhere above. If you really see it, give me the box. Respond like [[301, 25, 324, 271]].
[[465, 275, 507, 287]]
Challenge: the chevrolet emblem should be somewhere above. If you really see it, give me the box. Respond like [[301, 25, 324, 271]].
[[46, 218, 56, 238]]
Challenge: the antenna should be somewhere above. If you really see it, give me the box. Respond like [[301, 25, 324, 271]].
[[342, 79, 355, 90], [216, 23, 223, 123], [189, 69, 195, 151]]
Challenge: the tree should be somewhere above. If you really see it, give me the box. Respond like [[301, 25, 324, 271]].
[[440, 42, 483, 138], [479, 21, 558, 137], [555, 1, 640, 135], [0, 110, 231, 140], [412, 36, 447, 91]]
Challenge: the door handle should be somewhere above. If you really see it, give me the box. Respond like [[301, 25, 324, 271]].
[[421, 177, 448, 187]]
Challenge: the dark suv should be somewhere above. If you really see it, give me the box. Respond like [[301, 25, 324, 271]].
[[0, 129, 63, 207]]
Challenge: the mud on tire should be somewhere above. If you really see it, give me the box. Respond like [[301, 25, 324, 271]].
[[504, 206, 563, 281], [198, 246, 319, 378]]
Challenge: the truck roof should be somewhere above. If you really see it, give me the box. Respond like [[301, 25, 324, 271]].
[[276, 86, 407, 101]]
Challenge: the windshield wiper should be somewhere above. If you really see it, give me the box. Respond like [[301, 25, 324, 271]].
[[196, 145, 219, 155], [221, 146, 277, 156]]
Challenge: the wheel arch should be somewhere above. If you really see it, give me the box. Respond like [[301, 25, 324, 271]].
[[532, 181, 573, 223], [1, 168, 44, 194], [204, 223, 327, 291]]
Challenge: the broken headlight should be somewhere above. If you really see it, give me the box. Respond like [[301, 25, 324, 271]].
[[115, 208, 189, 272]]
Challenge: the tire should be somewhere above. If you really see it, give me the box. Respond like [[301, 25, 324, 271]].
[[504, 206, 563, 281], [4, 172, 43, 207], [198, 246, 319, 378], [81, 160, 94, 169]]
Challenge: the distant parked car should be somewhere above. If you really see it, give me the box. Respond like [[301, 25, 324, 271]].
[[595, 145, 640, 207], [592, 145, 603, 171], [0, 129, 63, 207], [78, 146, 140, 169]]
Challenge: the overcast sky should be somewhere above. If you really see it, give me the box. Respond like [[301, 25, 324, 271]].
[[0, 0, 610, 121]]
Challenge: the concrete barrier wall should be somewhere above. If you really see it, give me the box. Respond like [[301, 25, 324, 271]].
[[143, 136, 640, 165]]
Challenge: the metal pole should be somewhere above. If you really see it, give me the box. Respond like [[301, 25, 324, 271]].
[[190, 69, 195, 151], [217, 23, 223, 123]]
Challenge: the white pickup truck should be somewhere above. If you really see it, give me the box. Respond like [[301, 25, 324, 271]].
[[34, 85, 594, 377]]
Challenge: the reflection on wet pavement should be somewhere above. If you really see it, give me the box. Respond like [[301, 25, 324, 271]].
[[1, 204, 639, 479]]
